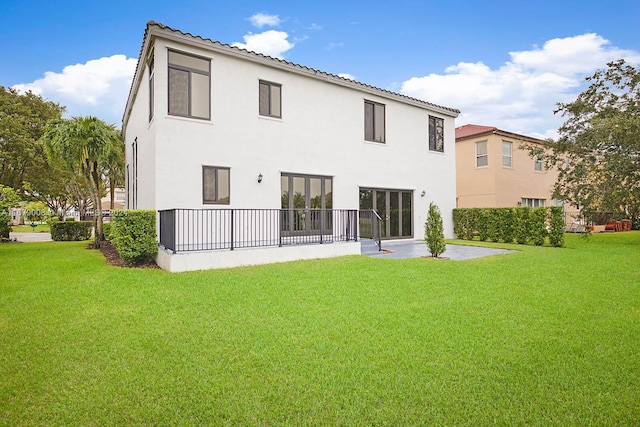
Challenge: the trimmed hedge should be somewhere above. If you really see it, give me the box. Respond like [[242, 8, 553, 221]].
[[51, 221, 92, 241], [110, 210, 158, 265], [452, 207, 565, 247]]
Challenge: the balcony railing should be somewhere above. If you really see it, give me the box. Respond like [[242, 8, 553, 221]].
[[159, 208, 358, 253]]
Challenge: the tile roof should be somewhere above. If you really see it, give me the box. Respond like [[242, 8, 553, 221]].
[[123, 21, 460, 125], [455, 124, 546, 144]]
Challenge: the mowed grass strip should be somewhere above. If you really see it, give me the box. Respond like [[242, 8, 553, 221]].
[[1, 233, 639, 425]]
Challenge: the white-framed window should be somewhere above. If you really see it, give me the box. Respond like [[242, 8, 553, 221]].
[[168, 50, 210, 119], [364, 100, 385, 143], [259, 80, 282, 118], [203, 166, 230, 204], [476, 140, 488, 167], [534, 155, 543, 171], [522, 198, 545, 207], [502, 140, 512, 167], [428, 115, 444, 152]]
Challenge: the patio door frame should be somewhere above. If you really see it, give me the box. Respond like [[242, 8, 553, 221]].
[[281, 173, 333, 236], [359, 187, 413, 239]]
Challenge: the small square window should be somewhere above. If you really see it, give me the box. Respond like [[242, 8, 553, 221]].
[[203, 166, 230, 204]]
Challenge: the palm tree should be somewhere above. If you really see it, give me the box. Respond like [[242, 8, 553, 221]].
[[42, 116, 121, 248]]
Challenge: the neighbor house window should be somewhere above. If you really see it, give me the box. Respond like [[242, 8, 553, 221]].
[[203, 166, 230, 204], [364, 100, 385, 143], [429, 115, 444, 152], [534, 155, 543, 171], [148, 56, 154, 122], [168, 50, 210, 119], [259, 80, 282, 118], [476, 140, 488, 167], [502, 140, 512, 167], [522, 198, 545, 207]]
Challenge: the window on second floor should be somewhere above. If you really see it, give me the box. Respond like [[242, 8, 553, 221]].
[[476, 140, 488, 167], [364, 100, 385, 143], [168, 50, 210, 120], [429, 115, 444, 152], [502, 140, 512, 167], [534, 155, 543, 171], [148, 56, 154, 122], [203, 166, 230, 204], [259, 80, 282, 118]]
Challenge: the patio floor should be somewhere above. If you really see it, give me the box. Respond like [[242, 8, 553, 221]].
[[361, 238, 514, 260]]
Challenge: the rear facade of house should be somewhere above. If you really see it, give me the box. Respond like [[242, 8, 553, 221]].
[[123, 22, 460, 271]]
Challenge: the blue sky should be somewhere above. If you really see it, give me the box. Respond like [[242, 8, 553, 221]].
[[2, 0, 639, 138]]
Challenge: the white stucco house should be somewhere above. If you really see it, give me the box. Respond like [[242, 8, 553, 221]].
[[122, 21, 460, 272]]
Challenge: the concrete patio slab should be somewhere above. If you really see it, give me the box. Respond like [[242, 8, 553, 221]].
[[361, 239, 513, 260]]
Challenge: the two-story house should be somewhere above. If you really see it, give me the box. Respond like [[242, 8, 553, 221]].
[[455, 124, 567, 210], [123, 22, 460, 271]]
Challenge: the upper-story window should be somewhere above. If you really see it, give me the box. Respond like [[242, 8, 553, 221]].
[[534, 155, 543, 171], [502, 140, 512, 167], [364, 100, 385, 143], [428, 116, 444, 152], [168, 50, 210, 119], [148, 56, 154, 122], [476, 140, 488, 167], [259, 80, 282, 118]]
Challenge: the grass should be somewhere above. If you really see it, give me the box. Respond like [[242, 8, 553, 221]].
[[10, 223, 50, 233], [1, 233, 639, 425]]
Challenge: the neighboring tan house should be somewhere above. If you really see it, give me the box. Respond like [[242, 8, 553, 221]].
[[455, 124, 566, 210], [122, 22, 460, 272]]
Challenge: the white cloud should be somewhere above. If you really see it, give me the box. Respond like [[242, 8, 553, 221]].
[[338, 73, 356, 80], [401, 34, 640, 139], [233, 30, 294, 59], [13, 54, 137, 126], [249, 13, 281, 28]]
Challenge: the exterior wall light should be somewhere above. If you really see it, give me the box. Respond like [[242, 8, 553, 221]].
[[421, 191, 426, 197], [258, 173, 263, 183]]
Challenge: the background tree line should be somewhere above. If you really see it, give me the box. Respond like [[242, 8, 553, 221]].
[[0, 86, 124, 246]]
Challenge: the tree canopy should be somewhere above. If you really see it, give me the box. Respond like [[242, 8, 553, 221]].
[[43, 116, 123, 247], [539, 59, 640, 225]]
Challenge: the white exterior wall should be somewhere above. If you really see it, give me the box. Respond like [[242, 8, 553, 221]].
[[124, 26, 458, 271]]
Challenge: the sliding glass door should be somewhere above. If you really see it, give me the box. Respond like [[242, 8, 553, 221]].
[[359, 188, 412, 239], [281, 173, 332, 235]]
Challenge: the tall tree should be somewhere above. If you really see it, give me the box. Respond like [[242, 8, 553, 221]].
[[535, 59, 640, 225], [42, 116, 122, 247], [0, 87, 65, 192]]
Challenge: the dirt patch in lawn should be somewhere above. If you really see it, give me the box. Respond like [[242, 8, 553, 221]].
[[95, 240, 159, 269]]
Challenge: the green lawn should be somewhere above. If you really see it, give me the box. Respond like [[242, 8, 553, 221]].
[[10, 223, 50, 233], [1, 233, 639, 425]]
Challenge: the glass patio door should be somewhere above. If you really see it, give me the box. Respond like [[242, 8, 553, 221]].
[[359, 188, 412, 239], [281, 174, 333, 235]]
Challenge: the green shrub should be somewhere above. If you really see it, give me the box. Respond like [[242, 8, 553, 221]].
[[548, 206, 565, 247], [65, 217, 75, 222], [424, 202, 446, 257], [102, 222, 112, 241], [50, 221, 92, 241], [111, 210, 158, 265], [530, 207, 548, 246], [515, 207, 531, 245], [499, 208, 516, 243], [0, 210, 11, 238]]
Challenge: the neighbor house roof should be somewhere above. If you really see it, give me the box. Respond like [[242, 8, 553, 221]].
[[123, 21, 460, 128], [455, 124, 546, 144]]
